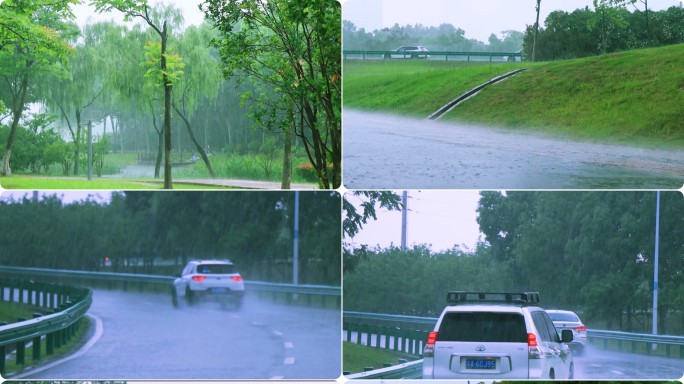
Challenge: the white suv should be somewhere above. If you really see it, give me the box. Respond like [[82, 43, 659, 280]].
[[172, 259, 245, 309], [423, 291, 574, 380]]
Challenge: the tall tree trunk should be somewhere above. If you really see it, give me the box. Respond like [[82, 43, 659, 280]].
[[281, 122, 292, 189], [173, 102, 216, 178], [161, 22, 173, 189], [73, 108, 82, 175], [150, 103, 162, 179], [1, 72, 29, 177]]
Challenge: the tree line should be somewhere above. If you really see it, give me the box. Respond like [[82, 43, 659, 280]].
[[1, 0, 341, 188], [525, 3, 684, 61], [342, 21, 524, 53], [0, 191, 341, 285], [344, 191, 684, 335]]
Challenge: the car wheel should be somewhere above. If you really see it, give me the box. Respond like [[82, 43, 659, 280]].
[[549, 369, 555, 379], [569, 363, 574, 379], [185, 287, 195, 305], [171, 287, 179, 308]]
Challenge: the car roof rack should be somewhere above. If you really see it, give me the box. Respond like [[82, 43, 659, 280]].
[[447, 291, 540, 306]]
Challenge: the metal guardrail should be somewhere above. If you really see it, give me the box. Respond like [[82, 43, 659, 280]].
[[0, 266, 341, 307], [346, 359, 423, 380], [0, 279, 92, 375], [343, 49, 523, 62], [588, 329, 684, 358]]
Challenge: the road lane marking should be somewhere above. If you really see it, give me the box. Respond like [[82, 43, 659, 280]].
[[10, 314, 104, 379], [284, 341, 294, 349], [271, 376, 285, 379], [610, 370, 625, 375], [272, 330, 283, 337], [284, 357, 296, 364]]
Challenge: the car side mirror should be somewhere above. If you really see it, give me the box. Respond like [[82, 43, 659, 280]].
[[561, 329, 574, 343]]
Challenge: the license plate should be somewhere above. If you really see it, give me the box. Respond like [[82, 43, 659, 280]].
[[211, 287, 228, 294], [466, 359, 496, 369]]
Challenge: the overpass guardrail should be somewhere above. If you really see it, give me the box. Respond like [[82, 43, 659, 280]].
[[343, 49, 523, 62], [0, 266, 341, 308], [0, 279, 91, 375]]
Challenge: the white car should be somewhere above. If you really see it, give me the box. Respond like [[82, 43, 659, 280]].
[[423, 291, 574, 380], [546, 309, 587, 355], [385, 45, 430, 59], [172, 259, 245, 309]]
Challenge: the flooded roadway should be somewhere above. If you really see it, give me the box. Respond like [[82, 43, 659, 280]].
[[343, 110, 684, 189]]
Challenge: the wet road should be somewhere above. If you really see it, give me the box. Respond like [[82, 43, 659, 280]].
[[343, 110, 684, 189], [15, 289, 340, 379]]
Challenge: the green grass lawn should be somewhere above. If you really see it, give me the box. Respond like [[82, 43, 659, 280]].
[[343, 341, 419, 374], [0, 176, 233, 190], [344, 44, 684, 148], [0, 301, 41, 323]]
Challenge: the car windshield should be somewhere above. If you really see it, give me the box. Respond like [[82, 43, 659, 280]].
[[197, 264, 236, 274], [548, 312, 580, 322], [437, 312, 527, 342]]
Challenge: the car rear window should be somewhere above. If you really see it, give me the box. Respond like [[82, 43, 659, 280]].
[[197, 264, 236, 274], [437, 312, 527, 343], [548, 312, 579, 322]]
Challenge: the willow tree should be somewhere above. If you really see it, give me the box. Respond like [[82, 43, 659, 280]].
[[91, 0, 183, 189], [201, 0, 342, 189], [1, 0, 78, 176]]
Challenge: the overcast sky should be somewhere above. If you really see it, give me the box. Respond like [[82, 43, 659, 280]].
[[342, 0, 683, 42], [347, 190, 484, 252], [70, 0, 206, 29]]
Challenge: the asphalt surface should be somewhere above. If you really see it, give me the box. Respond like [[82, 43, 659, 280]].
[[15, 289, 340, 379], [343, 110, 684, 189]]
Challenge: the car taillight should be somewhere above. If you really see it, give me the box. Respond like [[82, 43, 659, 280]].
[[231, 275, 243, 282], [423, 331, 438, 357], [575, 325, 587, 332], [192, 275, 206, 282], [528, 333, 542, 359], [527, 333, 538, 346]]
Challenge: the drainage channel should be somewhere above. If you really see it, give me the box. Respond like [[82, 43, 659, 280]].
[[427, 68, 527, 120]]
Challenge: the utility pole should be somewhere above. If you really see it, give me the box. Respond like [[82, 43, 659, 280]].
[[652, 191, 660, 349], [293, 191, 299, 285], [401, 191, 408, 251]]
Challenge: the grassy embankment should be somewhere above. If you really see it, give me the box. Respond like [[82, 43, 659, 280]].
[[344, 44, 684, 148], [343, 341, 419, 374]]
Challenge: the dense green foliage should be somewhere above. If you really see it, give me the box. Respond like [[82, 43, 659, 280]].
[[1, 0, 340, 187], [202, 0, 342, 189], [344, 191, 684, 334], [524, 5, 684, 61], [0, 191, 341, 284]]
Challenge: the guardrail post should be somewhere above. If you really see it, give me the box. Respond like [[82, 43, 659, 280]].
[[47, 331, 55, 354], [9, 281, 15, 302], [16, 317, 26, 365], [365, 325, 373, 347], [356, 324, 362, 344], [32, 312, 42, 361], [0, 321, 6, 375]]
